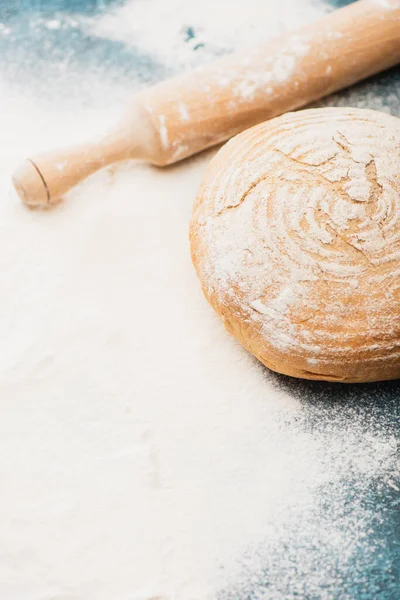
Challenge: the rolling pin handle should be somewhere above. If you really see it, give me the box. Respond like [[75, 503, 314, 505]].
[[12, 160, 50, 207]]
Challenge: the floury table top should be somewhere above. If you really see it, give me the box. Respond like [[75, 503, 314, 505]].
[[0, 1, 399, 599]]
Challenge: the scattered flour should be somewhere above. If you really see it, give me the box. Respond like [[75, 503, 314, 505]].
[[374, 0, 400, 8], [88, 0, 326, 70], [0, 2, 399, 600]]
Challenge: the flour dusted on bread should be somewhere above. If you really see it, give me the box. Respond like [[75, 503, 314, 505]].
[[190, 107, 400, 382]]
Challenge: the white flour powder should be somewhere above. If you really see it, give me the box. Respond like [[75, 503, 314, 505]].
[[89, 0, 326, 70], [0, 2, 399, 599]]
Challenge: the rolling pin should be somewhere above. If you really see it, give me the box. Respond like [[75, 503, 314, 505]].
[[12, 0, 400, 207]]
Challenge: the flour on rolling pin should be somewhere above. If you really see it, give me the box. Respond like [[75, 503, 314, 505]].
[[12, 0, 400, 207]]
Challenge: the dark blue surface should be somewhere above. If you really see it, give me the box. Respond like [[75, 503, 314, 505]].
[[325, 0, 356, 7], [217, 376, 400, 599], [2, 0, 122, 16], [0, 0, 168, 105]]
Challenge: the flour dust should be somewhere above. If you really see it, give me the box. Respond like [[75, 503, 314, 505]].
[[0, 1, 399, 599]]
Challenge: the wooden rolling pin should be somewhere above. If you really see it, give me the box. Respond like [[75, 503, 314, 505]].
[[12, 0, 400, 206]]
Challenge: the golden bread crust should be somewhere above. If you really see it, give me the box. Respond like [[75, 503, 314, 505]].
[[190, 108, 400, 383]]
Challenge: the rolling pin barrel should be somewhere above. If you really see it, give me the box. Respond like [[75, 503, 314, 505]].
[[12, 0, 400, 206]]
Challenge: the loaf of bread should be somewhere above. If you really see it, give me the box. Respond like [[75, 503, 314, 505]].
[[190, 107, 400, 382]]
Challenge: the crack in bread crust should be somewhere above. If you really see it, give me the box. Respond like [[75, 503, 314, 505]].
[[190, 107, 400, 383]]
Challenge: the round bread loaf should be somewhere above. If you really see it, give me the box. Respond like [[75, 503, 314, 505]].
[[190, 107, 400, 383]]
